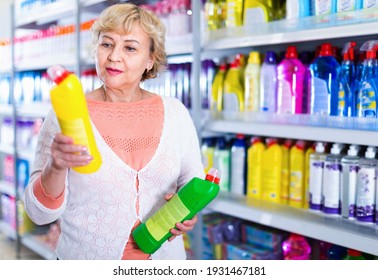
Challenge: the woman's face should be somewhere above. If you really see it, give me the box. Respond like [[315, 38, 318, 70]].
[[95, 24, 154, 90]]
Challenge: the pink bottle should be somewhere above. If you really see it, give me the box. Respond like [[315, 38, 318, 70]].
[[276, 46, 306, 114], [282, 233, 311, 260]]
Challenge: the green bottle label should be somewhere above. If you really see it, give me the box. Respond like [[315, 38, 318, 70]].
[[145, 195, 190, 241]]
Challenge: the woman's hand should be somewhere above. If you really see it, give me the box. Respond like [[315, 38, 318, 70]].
[[49, 133, 93, 171], [164, 193, 199, 242]]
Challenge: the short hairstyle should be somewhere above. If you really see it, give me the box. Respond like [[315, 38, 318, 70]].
[[91, 3, 167, 82]]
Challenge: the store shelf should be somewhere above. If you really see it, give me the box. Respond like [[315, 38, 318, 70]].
[[0, 221, 17, 240], [16, 102, 51, 119], [0, 143, 14, 155], [209, 192, 378, 256], [0, 180, 15, 197], [204, 10, 378, 50], [15, 53, 76, 72], [21, 234, 56, 260], [204, 118, 378, 146]]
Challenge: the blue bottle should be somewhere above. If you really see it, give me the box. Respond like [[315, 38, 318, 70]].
[[356, 40, 378, 118], [338, 42, 357, 117], [309, 43, 341, 116], [259, 51, 278, 112], [286, 0, 311, 19]]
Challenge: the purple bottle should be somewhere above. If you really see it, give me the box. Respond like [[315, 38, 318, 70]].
[[276, 46, 306, 114], [259, 51, 278, 112]]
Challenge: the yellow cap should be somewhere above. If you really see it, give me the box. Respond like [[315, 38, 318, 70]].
[[248, 51, 260, 64]]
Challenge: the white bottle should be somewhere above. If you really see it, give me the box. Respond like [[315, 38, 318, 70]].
[[341, 145, 361, 219], [322, 143, 344, 215], [356, 146, 377, 223], [309, 142, 327, 211], [230, 134, 246, 196]]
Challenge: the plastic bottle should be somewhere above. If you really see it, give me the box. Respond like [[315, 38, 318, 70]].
[[225, 0, 244, 27], [261, 138, 282, 203], [338, 42, 357, 117], [246, 136, 265, 198], [356, 40, 378, 118], [286, 0, 311, 19], [281, 139, 294, 204], [282, 233, 311, 260], [230, 134, 246, 195], [303, 142, 315, 209], [243, 0, 275, 25], [289, 140, 306, 208], [322, 143, 344, 215], [211, 62, 227, 112], [344, 249, 366, 260], [259, 51, 278, 112], [362, 0, 378, 8], [276, 46, 306, 114], [223, 59, 245, 113], [327, 244, 348, 260], [309, 43, 341, 116], [337, 0, 363, 12], [356, 146, 376, 223], [132, 168, 221, 254], [47, 64, 102, 174], [353, 51, 366, 116], [341, 145, 360, 219], [244, 51, 261, 112], [213, 137, 231, 192], [201, 137, 215, 174], [311, 0, 337, 15]]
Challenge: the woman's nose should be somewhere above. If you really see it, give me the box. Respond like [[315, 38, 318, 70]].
[[107, 46, 122, 62]]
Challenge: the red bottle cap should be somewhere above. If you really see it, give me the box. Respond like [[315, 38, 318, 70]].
[[47, 64, 71, 84], [205, 168, 221, 184]]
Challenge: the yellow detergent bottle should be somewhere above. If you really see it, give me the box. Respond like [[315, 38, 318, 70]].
[[211, 62, 227, 112], [244, 51, 261, 112], [246, 136, 265, 198], [132, 168, 221, 254], [304, 143, 315, 209], [289, 140, 306, 208], [261, 138, 282, 203], [243, 0, 275, 26], [47, 64, 102, 173], [223, 59, 245, 112], [281, 139, 293, 204], [225, 0, 244, 27]]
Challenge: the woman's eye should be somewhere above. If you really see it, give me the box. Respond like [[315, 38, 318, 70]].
[[101, 42, 112, 48], [125, 46, 136, 52]]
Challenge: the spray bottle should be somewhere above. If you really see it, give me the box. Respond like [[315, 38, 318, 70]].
[[356, 40, 378, 118], [338, 41, 357, 117], [132, 168, 221, 254], [211, 62, 227, 112], [47, 64, 102, 173]]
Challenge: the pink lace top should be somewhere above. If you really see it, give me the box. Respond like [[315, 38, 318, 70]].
[[33, 94, 164, 260]]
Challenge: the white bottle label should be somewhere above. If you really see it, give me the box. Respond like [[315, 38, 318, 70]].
[[309, 159, 324, 207], [314, 0, 332, 15], [322, 162, 341, 211], [231, 148, 245, 195], [311, 77, 329, 115], [223, 93, 240, 112], [277, 79, 293, 114], [356, 167, 376, 221]]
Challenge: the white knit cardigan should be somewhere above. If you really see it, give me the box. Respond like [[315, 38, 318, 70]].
[[24, 96, 205, 260]]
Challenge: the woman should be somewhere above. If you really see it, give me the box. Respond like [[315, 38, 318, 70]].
[[24, 3, 204, 260]]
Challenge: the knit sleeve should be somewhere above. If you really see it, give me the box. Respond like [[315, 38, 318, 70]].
[[23, 110, 67, 225], [173, 100, 205, 189]]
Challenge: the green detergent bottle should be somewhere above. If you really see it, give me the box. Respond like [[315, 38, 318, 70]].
[[132, 168, 221, 254]]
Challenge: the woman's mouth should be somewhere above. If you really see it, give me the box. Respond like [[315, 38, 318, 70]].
[[106, 67, 123, 75]]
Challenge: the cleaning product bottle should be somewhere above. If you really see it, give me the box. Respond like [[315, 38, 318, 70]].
[[225, 0, 244, 27], [230, 134, 246, 195], [289, 140, 306, 208], [211, 62, 227, 113], [353, 51, 366, 117], [47, 64, 102, 174], [243, 0, 275, 25], [341, 145, 360, 220], [309, 43, 341, 116], [132, 168, 221, 254], [303, 142, 315, 209], [223, 59, 245, 113], [286, 0, 311, 19], [343, 249, 366, 260], [281, 139, 294, 204], [282, 233, 311, 260], [276, 46, 306, 114], [261, 138, 282, 203], [309, 142, 327, 211], [201, 137, 215, 174], [327, 244, 348, 259], [356, 146, 377, 223], [259, 51, 278, 112], [338, 42, 357, 117], [244, 51, 261, 112], [246, 136, 265, 198], [311, 0, 337, 15], [322, 143, 344, 215], [213, 137, 231, 192], [356, 40, 378, 118], [337, 0, 363, 12]]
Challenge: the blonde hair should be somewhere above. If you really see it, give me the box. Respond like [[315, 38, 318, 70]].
[[91, 3, 167, 82]]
